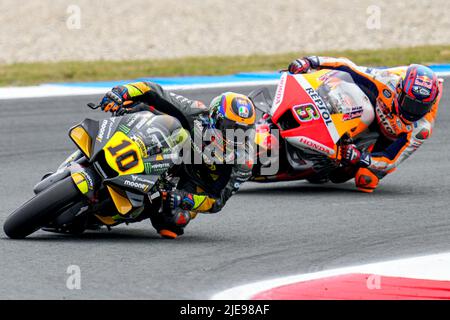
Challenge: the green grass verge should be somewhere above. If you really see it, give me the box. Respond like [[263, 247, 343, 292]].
[[0, 45, 449, 86]]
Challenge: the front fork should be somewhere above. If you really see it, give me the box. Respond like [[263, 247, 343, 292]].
[[34, 150, 101, 201], [69, 162, 101, 202]]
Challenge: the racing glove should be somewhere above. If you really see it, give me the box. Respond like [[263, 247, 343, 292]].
[[340, 144, 371, 167], [288, 58, 311, 74], [169, 190, 195, 211], [99, 85, 130, 113]]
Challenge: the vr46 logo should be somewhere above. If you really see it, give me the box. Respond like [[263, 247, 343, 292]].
[[293, 104, 320, 122], [104, 132, 144, 175]]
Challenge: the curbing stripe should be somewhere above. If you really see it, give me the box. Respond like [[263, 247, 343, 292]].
[[211, 252, 450, 300]]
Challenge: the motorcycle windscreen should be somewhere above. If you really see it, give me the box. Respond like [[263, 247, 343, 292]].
[[272, 74, 340, 156]]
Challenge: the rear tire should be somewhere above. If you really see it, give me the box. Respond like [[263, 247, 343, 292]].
[[3, 177, 81, 239]]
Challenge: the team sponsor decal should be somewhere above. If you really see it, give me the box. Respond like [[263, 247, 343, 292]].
[[135, 117, 149, 130], [375, 101, 396, 137], [294, 75, 340, 143], [126, 114, 139, 127], [124, 179, 150, 192], [293, 104, 320, 122], [359, 153, 372, 167], [271, 73, 287, 114], [415, 75, 433, 89], [130, 175, 154, 185], [131, 135, 148, 158], [105, 118, 116, 141], [376, 98, 392, 117], [144, 162, 152, 174], [383, 89, 392, 99], [96, 119, 108, 142], [414, 87, 431, 96], [412, 75, 433, 96], [143, 161, 171, 174], [151, 162, 171, 172], [287, 136, 335, 156], [79, 171, 94, 190], [118, 124, 130, 134], [318, 70, 338, 82], [342, 105, 364, 121], [304, 87, 333, 127]]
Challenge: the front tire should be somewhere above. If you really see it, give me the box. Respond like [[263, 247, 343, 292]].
[[3, 177, 81, 239]]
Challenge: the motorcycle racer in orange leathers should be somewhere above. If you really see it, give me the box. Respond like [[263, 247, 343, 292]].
[[288, 56, 443, 192]]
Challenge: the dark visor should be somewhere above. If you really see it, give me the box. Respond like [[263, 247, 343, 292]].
[[215, 117, 252, 131], [399, 94, 433, 122], [214, 118, 253, 147]]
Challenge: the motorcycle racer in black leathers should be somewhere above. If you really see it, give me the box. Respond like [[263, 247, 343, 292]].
[[99, 82, 256, 238]]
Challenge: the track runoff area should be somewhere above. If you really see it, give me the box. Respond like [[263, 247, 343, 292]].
[[1, 66, 450, 301]]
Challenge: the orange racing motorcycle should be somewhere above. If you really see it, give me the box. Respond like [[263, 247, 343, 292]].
[[3, 105, 189, 239]]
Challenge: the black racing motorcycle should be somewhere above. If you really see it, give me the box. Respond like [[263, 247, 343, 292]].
[[3, 104, 189, 239]]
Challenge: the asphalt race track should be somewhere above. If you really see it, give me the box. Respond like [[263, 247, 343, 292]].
[[0, 80, 449, 299]]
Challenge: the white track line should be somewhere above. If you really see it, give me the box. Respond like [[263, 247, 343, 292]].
[[211, 252, 450, 300], [0, 71, 448, 100], [0, 80, 279, 100]]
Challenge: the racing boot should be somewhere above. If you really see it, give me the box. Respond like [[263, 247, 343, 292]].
[[157, 208, 193, 239], [355, 168, 379, 193], [329, 166, 358, 184]]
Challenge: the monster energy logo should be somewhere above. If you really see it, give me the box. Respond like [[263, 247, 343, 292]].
[[144, 162, 152, 174], [118, 124, 130, 134]]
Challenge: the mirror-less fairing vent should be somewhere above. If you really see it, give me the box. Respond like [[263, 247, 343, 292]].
[[277, 110, 299, 131]]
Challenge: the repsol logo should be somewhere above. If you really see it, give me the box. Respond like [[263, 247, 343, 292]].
[[376, 105, 395, 137], [124, 180, 149, 192], [305, 87, 333, 126]]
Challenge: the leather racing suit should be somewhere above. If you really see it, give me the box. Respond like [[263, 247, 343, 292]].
[[111, 81, 254, 233], [304, 56, 443, 192]]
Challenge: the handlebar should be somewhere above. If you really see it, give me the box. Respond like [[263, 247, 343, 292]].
[[86, 102, 129, 116], [87, 103, 100, 110], [86, 101, 166, 117], [86, 102, 120, 117]]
